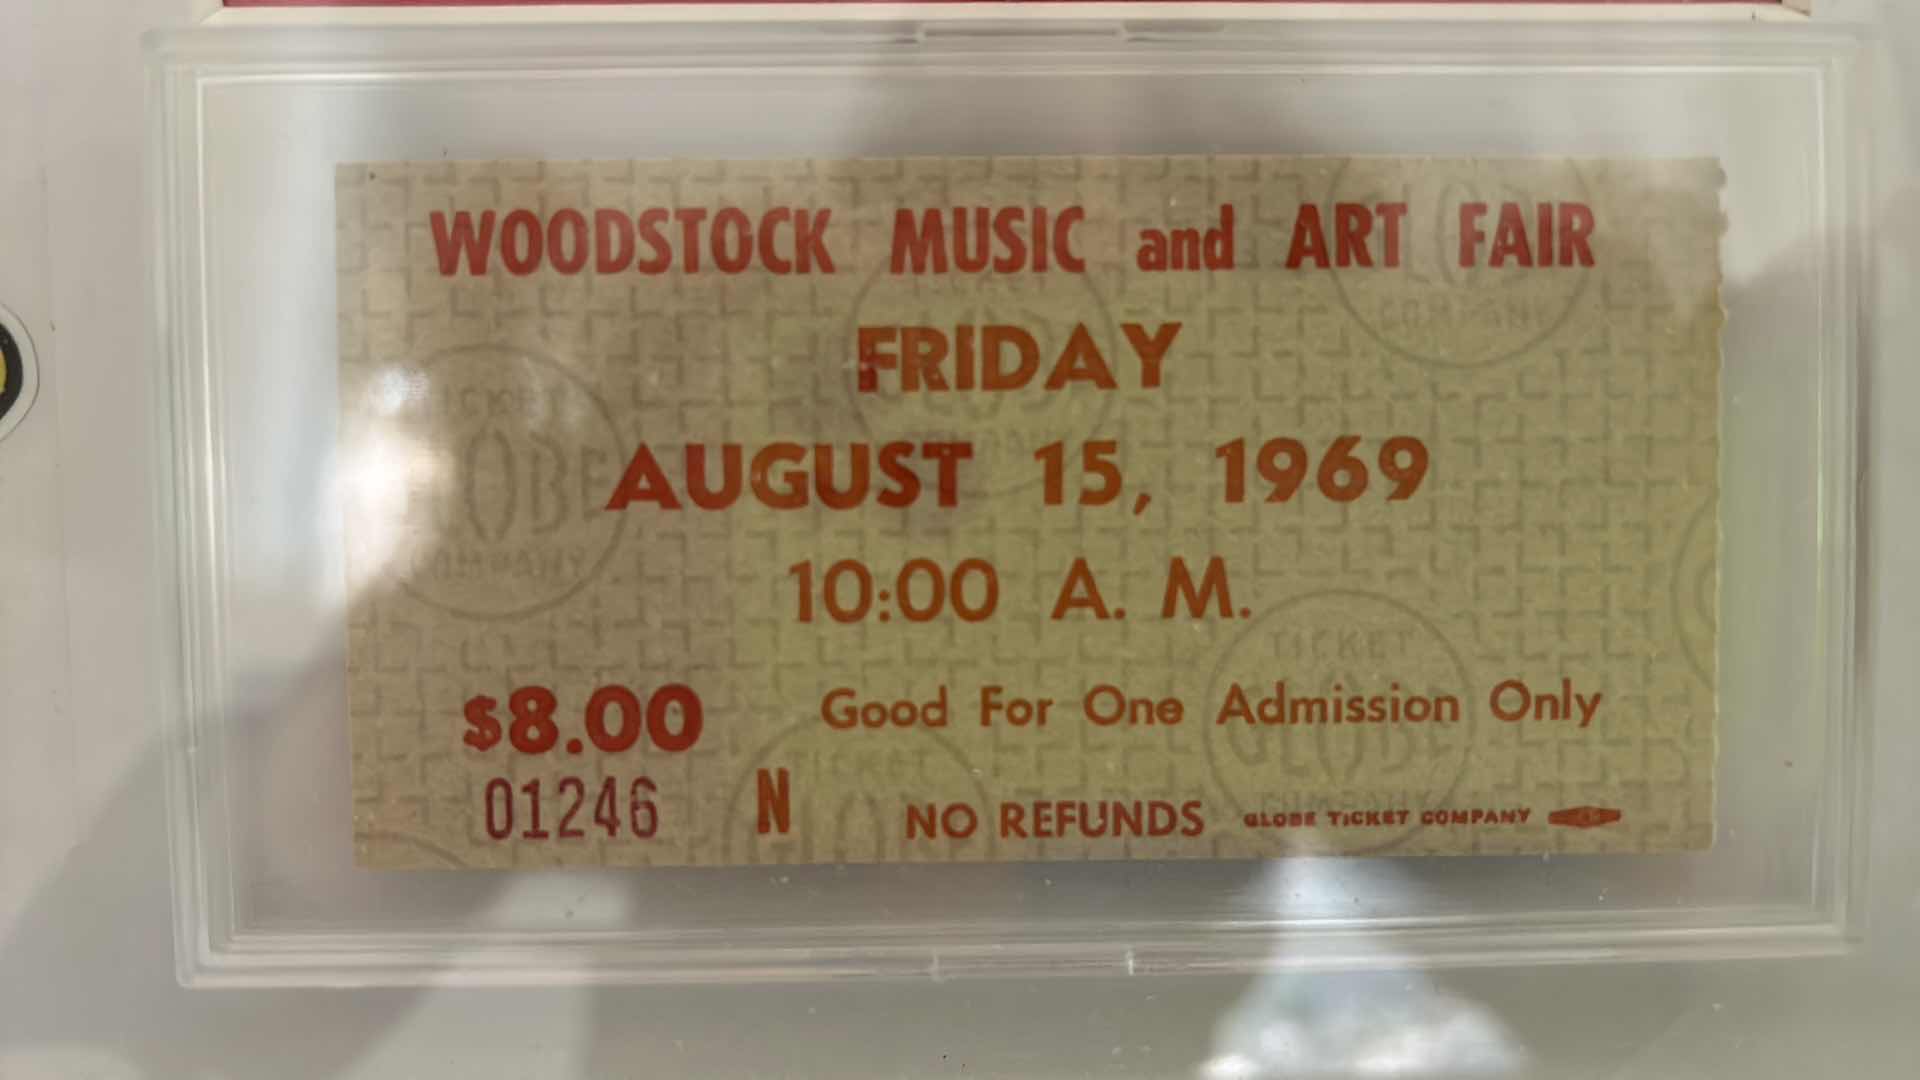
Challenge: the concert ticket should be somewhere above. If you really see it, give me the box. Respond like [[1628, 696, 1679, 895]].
[[339, 156, 1722, 867]]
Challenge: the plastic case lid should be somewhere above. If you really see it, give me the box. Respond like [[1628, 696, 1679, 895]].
[[150, 14, 1865, 986]]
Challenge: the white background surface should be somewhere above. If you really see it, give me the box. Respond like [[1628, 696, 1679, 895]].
[[3, 1, 1917, 1077]]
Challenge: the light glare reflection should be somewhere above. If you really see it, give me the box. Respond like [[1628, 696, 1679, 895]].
[[1199, 861, 1529, 1078]]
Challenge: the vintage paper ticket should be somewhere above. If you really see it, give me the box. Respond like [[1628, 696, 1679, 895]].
[[339, 157, 1721, 868]]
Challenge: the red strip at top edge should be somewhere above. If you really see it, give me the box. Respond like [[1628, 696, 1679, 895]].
[[226, 1, 1782, 8]]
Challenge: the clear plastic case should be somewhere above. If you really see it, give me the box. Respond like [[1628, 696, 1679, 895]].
[[150, 16, 1867, 986]]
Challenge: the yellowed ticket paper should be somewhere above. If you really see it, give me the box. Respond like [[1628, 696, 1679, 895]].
[[340, 157, 1721, 868]]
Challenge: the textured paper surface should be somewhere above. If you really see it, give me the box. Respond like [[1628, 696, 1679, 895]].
[[339, 157, 1721, 868]]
